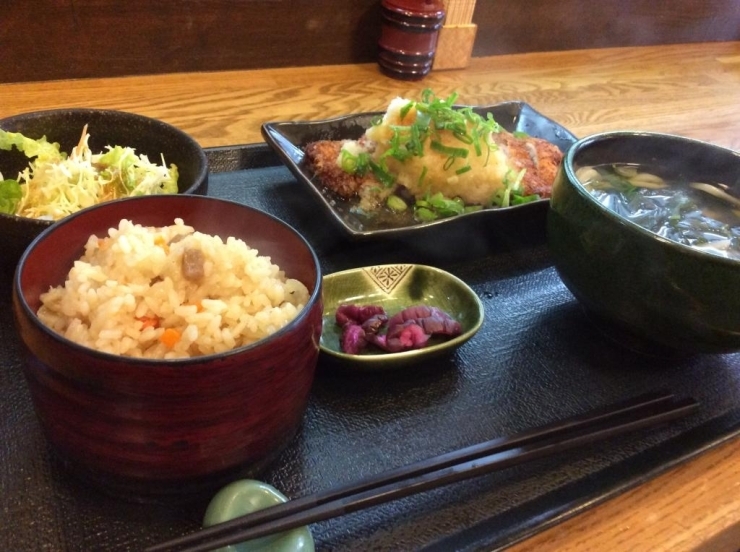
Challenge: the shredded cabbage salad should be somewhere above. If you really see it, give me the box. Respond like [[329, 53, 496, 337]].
[[0, 125, 179, 220]]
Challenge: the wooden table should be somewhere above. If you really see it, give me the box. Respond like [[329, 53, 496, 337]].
[[2, 41, 740, 552]]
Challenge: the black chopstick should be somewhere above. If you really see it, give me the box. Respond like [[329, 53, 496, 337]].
[[146, 391, 698, 552]]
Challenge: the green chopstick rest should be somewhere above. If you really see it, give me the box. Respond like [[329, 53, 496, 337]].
[[203, 479, 315, 552]]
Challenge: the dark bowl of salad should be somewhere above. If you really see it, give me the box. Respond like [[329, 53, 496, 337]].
[[0, 108, 208, 273], [547, 131, 740, 355]]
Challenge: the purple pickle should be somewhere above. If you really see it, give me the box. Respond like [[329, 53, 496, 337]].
[[336, 304, 387, 326], [336, 304, 462, 355], [340, 323, 369, 355]]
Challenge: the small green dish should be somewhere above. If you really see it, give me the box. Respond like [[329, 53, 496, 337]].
[[321, 264, 484, 370], [203, 479, 314, 552]]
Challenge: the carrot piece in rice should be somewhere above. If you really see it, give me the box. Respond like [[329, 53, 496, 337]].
[[160, 328, 181, 348]]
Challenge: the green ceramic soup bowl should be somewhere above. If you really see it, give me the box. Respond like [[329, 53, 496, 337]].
[[547, 131, 740, 354]]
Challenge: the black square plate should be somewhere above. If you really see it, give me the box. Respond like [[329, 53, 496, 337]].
[[261, 102, 577, 239]]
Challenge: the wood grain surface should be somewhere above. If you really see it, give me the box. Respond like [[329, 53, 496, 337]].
[[2, 0, 738, 82], [1, 41, 740, 551], [2, 42, 739, 152]]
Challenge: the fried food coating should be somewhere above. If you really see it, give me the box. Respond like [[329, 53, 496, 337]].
[[490, 132, 563, 198], [304, 140, 378, 199]]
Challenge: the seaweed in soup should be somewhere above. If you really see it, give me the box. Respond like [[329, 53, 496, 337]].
[[575, 163, 740, 260]]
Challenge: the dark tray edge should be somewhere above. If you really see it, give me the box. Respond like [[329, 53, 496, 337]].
[[423, 409, 740, 552], [205, 143, 280, 174]]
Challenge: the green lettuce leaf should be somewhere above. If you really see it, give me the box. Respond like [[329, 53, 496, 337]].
[[0, 129, 64, 163], [163, 164, 178, 193], [0, 178, 22, 214], [97, 145, 139, 191]]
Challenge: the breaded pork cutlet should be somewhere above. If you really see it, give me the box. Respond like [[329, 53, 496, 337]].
[[304, 130, 562, 201], [490, 132, 563, 198]]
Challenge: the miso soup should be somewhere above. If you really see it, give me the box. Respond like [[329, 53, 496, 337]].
[[575, 163, 740, 260]]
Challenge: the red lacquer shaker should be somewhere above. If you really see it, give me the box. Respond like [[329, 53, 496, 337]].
[[378, 0, 446, 80]]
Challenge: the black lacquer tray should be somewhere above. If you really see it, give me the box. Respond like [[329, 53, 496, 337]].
[[2, 144, 740, 551]]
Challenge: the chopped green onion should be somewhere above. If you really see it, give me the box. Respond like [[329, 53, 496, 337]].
[[339, 149, 357, 173], [417, 165, 428, 187], [511, 193, 540, 205], [387, 194, 408, 212], [502, 188, 511, 207], [414, 206, 438, 222], [368, 159, 395, 187], [430, 140, 469, 159], [427, 192, 447, 208], [471, 128, 482, 156], [503, 168, 526, 193], [486, 113, 502, 132], [339, 149, 371, 175], [415, 192, 465, 218], [399, 101, 416, 120], [489, 188, 509, 208], [407, 124, 423, 156]]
